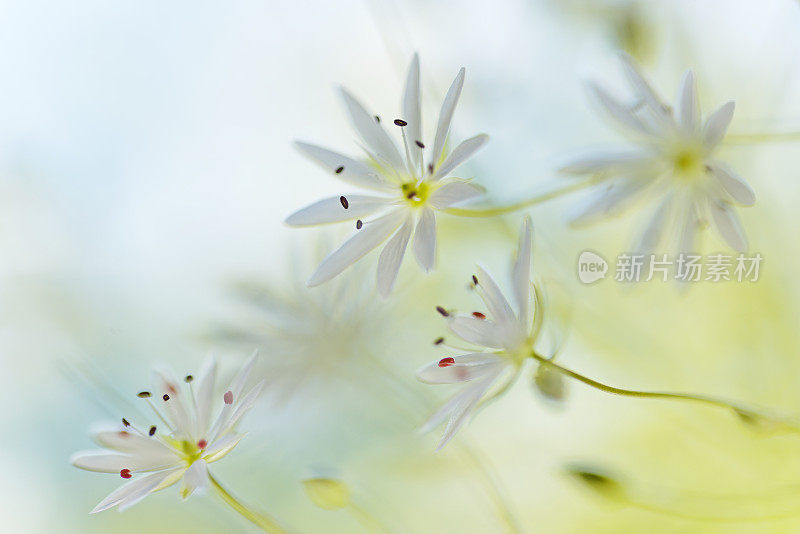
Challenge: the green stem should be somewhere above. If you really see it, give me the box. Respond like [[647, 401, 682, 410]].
[[724, 131, 800, 144], [531, 352, 798, 431], [209, 473, 288, 534], [445, 179, 596, 218], [348, 502, 393, 534]]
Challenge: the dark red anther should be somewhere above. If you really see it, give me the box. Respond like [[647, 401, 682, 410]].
[[433, 337, 444, 345], [436, 306, 449, 317], [438, 357, 455, 368], [120, 469, 132, 479], [197, 439, 207, 449], [472, 312, 486, 320], [223, 391, 234, 405]]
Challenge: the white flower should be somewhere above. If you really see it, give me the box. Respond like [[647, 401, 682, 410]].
[[71, 353, 263, 513], [417, 217, 543, 450], [561, 55, 755, 254], [286, 54, 488, 297]]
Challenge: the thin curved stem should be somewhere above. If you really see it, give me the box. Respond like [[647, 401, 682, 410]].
[[725, 131, 800, 145], [209, 473, 288, 534], [445, 179, 596, 218], [348, 502, 393, 534], [530, 352, 799, 432]]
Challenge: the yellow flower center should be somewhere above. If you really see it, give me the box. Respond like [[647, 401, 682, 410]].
[[401, 181, 430, 206], [670, 145, 705, 179]]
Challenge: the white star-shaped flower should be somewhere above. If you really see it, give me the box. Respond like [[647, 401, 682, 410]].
[[71, 353, 263, 513], [286, 54, 488, 297], [561, 55, 756, 254], [417, 217, 544, 450]]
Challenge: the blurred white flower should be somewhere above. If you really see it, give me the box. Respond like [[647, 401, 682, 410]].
[[71, 353, 262, 513], [561, 55, 756, 254], [287, 54, 488, 297], [417, 217, 544, 450]]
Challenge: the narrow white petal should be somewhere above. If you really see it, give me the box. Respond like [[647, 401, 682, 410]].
[[402, 53, 422, 169], [586, 81, 652, 135], [512, 217, 532, 327], [71, 451, 179, 473], [285, 195, 388, 226], [203, 434, 246, 463], [678, 204, 700, 256], [431, 67, 465, 167], [195, 356, 217, 438], [230, 349, 258, 399], [154, 370, 193, 437], [432, 134, 488, 180], [568, 178, 651, 227], [416, 353, 504, 384], [619, 53, 668, 119], [559, 150, 652, 174], [213, 381, 264, 441], [435, 372, 501, 451], [710, 201, 748, 252], [377, 215, 413, 297], [703, 101, 735, 149], [90, 468, 185, 514], [91, 428, 173, 455], [429, 180, 483, 209], [635, 194, 672, 253], [308, 209, 407, 286], [448, 316, 507, 348], [412, 207, 437, 272], [294, 142, 394, 191], [340, 89, 403, 169], [180, 460, 208, 499], [708, 163, 755, 206], [676, 70, 699, 133], [474, 266, 516, 326]]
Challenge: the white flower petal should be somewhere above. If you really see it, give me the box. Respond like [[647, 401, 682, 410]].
[[512, 217, 532, 328], [90, 467, 185, 514], [294, 142, 394, 191], [448, 315, 507, 348], [377, 215, 413, 297], [203, 434, 246, 463], [307, 209, 407, 286], [402, 53, 422, 170], [180, 460, 208, 500], [212, 381, 264, 441], [708, 163, 755, 206], [432, 134, 488, 180], [340, 88, 403, 169], [434, 372, 501, 451], [416, 353, 504, 384], [428, 180, 484, 209], [635, 194, 673, 253], [285, 195, 389, 226], [676, 70, 699, 133], [71, 451, 180, 474], [677, 204, 701, 256], [710, 201, 748, 252], [412, 207, 437, 272], [559, 149, 652, 175], [431, 67, 465, 168], [568, 178, 652, 227], [586, 81, 652, 136], [91, 428, 173, 456], [474, 266, 516, 326], [619, 53, 668, 119], [703, 101, 735, 149], [195, 356, 217, 438], [229, 350, 258, 400]]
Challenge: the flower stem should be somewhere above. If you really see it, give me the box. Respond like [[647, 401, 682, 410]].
[[724, 131, 800, 144], [530, 352, 799, 431], [444, 179, 596, 218], [348, 502, 393, 534], [209, 473, 288, 534]]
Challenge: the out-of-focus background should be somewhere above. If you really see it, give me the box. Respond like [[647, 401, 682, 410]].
[[2, 0, 800, 532]]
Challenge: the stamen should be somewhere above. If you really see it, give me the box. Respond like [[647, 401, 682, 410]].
[[335, 166, 344, 174], [149, 426, 157, 436], [374, 115, 380, 123], [406, 190, 416, 200], [340, 196, 349, 209], [427, 163, 434, 175], [472, 312, 486, 320], [436, 306, 450, 317], [143, 398, 175, 433], [121, 418, 130, 427], [472, 275, 479, 285], [356, 219, 363, 230], [197, 439, 207, 449], [120, 468, 132, 479], [184, 375, 194, 383], [137, 391, 151, 398], [438, 357, 455, 368], [415, 140, 425, 149], [393, 119, 408, 127], [162, 394, 170, 401], [224, 391, 234, 405], [434, 337, 445, 345]]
